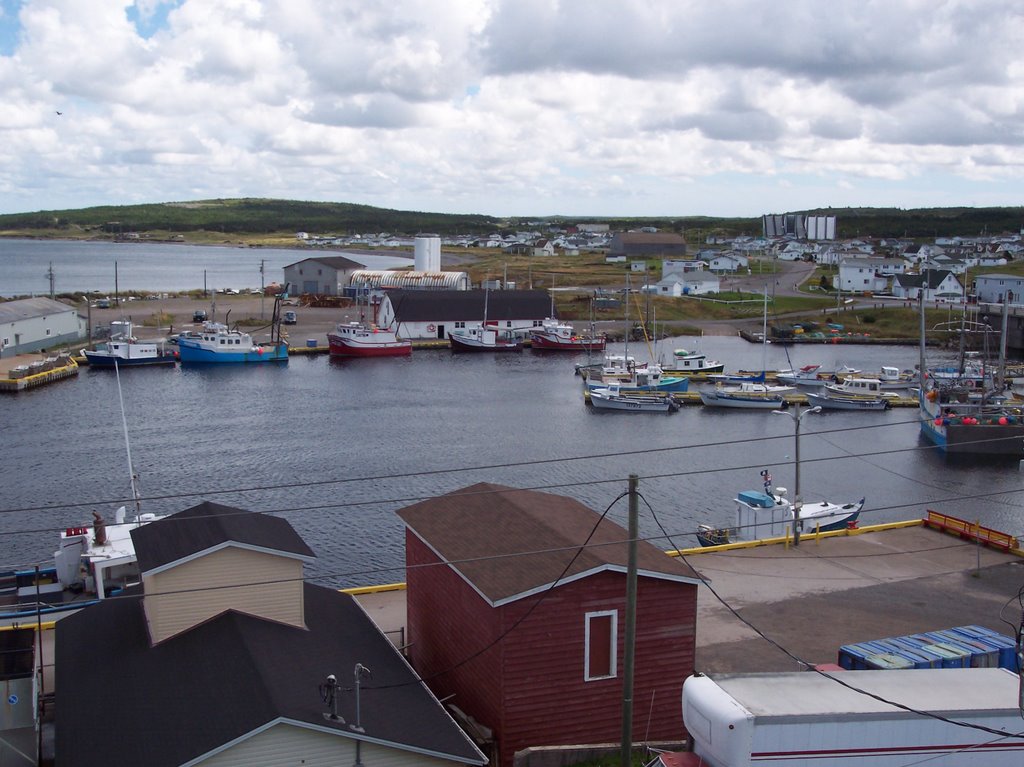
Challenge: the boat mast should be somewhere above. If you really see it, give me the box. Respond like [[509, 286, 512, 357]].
[[760, 287, 768, 374], [114, 361, 142, 519]]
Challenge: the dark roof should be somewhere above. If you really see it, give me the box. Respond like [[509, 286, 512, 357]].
[[55, 584, 485, 767], [387, 289, 552, 322], [283, 255, 365, 270], [132, 502, 316, 573], [895, 270, 957, 289], [397, 483, 699, 605]]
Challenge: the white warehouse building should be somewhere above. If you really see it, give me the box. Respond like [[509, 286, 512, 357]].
[[0, 297, 86, 358]]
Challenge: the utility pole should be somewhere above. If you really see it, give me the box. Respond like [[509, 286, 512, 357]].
[[620, 474, 638, 767], [772, 405, 820, 546], [114, 260, 119, 307], [46, 262, 55, 298], [260, 259, 266, 319]]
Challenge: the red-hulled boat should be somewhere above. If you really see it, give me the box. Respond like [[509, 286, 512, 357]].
[[328, 321, 412, 358], [529, 319, 606, 352]]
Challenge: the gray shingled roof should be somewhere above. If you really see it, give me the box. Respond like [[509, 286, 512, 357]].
[[55, 584, 485, 767], [283, 255, 365, 270], [388, 289, 552, 322], [895, 270, 956, 289], [397, 483, 699, 605], [0, 297, 78, 323], [131, 501, 316, 573]]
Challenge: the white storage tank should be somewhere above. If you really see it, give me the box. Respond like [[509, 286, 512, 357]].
[[414, 235, 442, 272]]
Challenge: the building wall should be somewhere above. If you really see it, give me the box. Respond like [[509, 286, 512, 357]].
[[0, 309, 85, 356], [283, 260, 358, 296], [406, 532, 505, 747], [202, 721, 470, 767], [976, 276, 1024, 303], [406, 531, 697, 767], [142, 548, 305, 644], [497, 571, 696, 767]]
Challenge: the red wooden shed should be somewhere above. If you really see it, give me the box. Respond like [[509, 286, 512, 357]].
[[397, 483, 701, 767]]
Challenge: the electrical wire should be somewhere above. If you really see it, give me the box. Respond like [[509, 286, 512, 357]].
[[640, 492, 1024, 742]]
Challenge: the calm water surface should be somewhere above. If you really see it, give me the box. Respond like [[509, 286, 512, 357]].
[[0, 238, 410, 296], [2, 335, 1022, 588]]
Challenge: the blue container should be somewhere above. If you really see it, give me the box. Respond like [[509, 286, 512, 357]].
[[919, 642, 968, 668], [864, 652, 914, 670], [922, 632, 985, 667], [933, 630, 997, 667], [306, 339, 318, 348], [886, 638, 943, 668], [838, 643, 872, 670], [950, 626, 1018, 670]]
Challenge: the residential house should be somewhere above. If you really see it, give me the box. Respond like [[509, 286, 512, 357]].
[[922, 254, 968, 275], [707, 253, 748, 273], [378, 289, 552, 340], [974, 274, 1024, 304], [836, 258, 890, 293], [893, 270, 963, 302], [0, 297, 86, 358], [662, 259, 704, 274], [530, 239, 555, 257], [55, 502, 486, 767], [283, 256, 365, 296], [397, 483, 700, 767], [644, 272, 720, 297]]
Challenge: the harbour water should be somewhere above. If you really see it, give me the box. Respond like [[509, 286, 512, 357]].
[[2, 333, 1022, 589], [0, 238, 411, 296]]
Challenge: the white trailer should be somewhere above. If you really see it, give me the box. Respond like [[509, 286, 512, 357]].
[[681, 668, 1024, 766]]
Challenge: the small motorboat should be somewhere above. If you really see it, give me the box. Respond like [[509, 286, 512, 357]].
[[589, 384, 678, 413], [806, 391, 890, 411]]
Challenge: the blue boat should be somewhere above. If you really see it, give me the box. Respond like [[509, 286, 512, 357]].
[[177, 324, 288, 364]]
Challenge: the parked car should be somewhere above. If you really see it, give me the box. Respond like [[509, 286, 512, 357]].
[[283, 310, 297, 325], [193, 310, 208, 322]]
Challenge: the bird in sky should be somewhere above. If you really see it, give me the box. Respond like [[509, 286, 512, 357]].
[[55, 111, 62, 116]]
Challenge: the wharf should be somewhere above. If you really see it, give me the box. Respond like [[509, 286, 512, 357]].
[[0, 354, 78, 392], [350, 518, 1024, 674], [581, 387, 918, 408]]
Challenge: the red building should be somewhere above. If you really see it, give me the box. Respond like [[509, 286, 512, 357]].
[[397, 483, 700, 766]]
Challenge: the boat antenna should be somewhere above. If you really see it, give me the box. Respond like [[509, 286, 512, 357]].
[[113, 360, 142, 520]]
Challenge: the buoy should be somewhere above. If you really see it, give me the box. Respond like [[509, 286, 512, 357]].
[[934, 417, 942, 426], [257, 347, 264, 355]]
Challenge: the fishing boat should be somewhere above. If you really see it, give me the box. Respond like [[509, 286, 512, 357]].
[[585, 357, 689, 393], [82, 321, 177, 368], [696, 474, 864, 547], [824, 377, 899, 399], [0, 364, 164, 625], [805, 390, 890, 411], [776, 364, 829, 388], [840, 365, 915, 391], [699, 382, 789, 410], [662, 348, 725, 375], [448, 287, 524, 352], [917, 299, 1024, 455], [588, 384, 678, 412], [529, 318, 606, 352], [328, 321, 412, 357], [177, 322, 289, 364]]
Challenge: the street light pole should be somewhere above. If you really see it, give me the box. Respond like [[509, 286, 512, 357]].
[[772, 403, 821, 546]]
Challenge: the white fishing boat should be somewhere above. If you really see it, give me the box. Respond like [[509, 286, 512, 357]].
[[588, 384, 678, 412], [448, 287, 524, 352], [328, 321, 412, 357], [696, 475, 865, 547], [805, 390, 890, 411], [699, 382, 789, 410], [775, 364, 829, 388], [825, 377, 899, 399], [82, 320, 177, 368], [529, 318, 606, 352], [840, 365, 915, 391], [662, 348, 724, 375]]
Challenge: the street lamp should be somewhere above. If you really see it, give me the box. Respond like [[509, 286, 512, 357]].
[[771, 403, 821, 546]]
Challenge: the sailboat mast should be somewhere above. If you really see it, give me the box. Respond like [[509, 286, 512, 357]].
[[114, 361, 142, 518], [761, 287, 768, 374]]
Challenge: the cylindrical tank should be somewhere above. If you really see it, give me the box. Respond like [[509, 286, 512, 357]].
[[414, 235, 441, 272]]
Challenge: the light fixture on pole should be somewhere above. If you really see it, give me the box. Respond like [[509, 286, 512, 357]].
[[771, 404, 821, 546]]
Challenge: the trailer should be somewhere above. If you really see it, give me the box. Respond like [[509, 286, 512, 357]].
[[681, 668, 1024, 766]]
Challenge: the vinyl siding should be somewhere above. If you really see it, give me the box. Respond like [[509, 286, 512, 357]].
[[198, 722, 469, 767], [143, 547, 305, 644]]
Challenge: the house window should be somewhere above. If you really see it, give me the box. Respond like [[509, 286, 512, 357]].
[[455, 321, 466, 329], [584, 610, 617, 681], [45, 328, 51, 336], [1, 338, 7, 347]]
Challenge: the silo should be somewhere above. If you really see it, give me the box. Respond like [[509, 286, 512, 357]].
[[414, 235, 442, 272]]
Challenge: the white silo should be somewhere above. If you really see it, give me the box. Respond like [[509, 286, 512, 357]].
[[414, 235, 442, 272]]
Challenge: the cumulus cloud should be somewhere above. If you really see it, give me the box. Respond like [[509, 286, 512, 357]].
[[0, 0, 1022, 216]]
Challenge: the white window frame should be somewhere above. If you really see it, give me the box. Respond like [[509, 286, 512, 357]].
[[584, 609, 617, 681]]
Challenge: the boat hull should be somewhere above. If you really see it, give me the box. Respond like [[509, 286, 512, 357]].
[[589, 389, 676, 412], [919, 390, 1024, 455], [178, 342, 288, 364], [699, 390, 785, 409], [448, 333, 522, 352], [805, 392, 889, 411], [327, 336, 411, 357], [529, 332, 606, 351], [83, 351, 177, 367]]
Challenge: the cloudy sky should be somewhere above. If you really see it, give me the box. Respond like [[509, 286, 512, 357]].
[[1, 0, 1022, 218]]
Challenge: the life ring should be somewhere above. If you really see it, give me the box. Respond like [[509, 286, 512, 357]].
[[427, 324, 436, 332]]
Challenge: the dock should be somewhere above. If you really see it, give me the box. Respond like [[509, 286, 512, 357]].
[[0, 354, 78, 393]]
